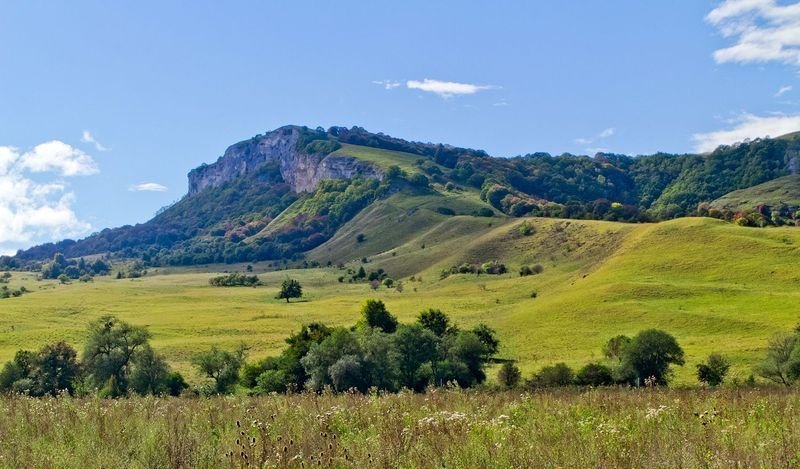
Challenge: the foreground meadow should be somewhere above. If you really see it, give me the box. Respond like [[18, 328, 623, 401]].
[[0, 388, 798, 468]]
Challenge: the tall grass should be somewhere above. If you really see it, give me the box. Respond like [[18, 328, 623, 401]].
[[0, 388, 798, 468]]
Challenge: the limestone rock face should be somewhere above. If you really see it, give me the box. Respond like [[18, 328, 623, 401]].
[[187, 126, 382, 195]]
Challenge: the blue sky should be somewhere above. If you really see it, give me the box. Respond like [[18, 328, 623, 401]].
[[1, 0, 799, 254]]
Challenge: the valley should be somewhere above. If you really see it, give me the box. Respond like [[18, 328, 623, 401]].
[[3, 215, 798, 385]]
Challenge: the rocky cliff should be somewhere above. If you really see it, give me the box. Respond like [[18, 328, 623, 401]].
[[188, 126, 382, 195]]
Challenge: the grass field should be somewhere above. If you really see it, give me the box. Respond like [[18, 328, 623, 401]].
[[1, 388, 798, 467], [710, 175, 800, 212], [1, 215, 799, 386]]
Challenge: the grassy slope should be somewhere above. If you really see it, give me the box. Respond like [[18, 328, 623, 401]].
[[332, 143, 426, 174], [2, 216, 799, 385], [251, 143, 488, 239], [710, 175, 800, 211]]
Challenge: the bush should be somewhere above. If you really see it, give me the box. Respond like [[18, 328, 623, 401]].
[[528, 363, 574, 388], [497, 362, 521, 389], [519, 264, 543, 276], [575, 362, 614, 386], [436, 207, 456, 216], [696, 353, 730, 386], [209, 273, 261, 287], [518, 222, 535, 236], [481, 261, 507, 275], [408, 173, 429, 188]]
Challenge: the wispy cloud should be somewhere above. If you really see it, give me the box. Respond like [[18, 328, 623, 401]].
[[776, 85, 793, 96], [81, 130, 109, 151], [575, 127, 616, 148], [372, 80, 401, 90], [0, 142, 97, 251], [598, 127, 615, 138], [129, 182, 168, 192], [692, 113, 800, 152], [706, 0, 800, 66], [406, 78, 497, 98]]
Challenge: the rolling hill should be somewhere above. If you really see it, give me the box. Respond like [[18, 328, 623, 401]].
[[710, 175, 800, 212], [1, 216, 799, 385]]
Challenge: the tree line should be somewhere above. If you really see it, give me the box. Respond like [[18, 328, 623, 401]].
[[2, 312, 799, 397]]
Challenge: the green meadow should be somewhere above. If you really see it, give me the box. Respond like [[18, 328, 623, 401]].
[[2, 215, 799, 386]]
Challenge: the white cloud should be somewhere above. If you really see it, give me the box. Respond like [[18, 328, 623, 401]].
[[0, 142, 96, 249], [575, 127, 616, 146], [598, 127, 616, 138], [776, 84, 793, 96], [129, 182, 168, 192], [406, 78, 496, 98], [372, 80, 401, 90], [692, 113, 800, 152], [81, 130, 109, 151], [706, 0, 800, 65], [18, 141, 98, 176]]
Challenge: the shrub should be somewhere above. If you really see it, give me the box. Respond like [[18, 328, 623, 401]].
[[481, 261, 507, 275], [497, 362, 521, 389], [528, 363, 574, 388], [518, 222, 535, 236], [209, 273, 261, 287], [756, 332, 800, 386], [696, 353, 730, 386], [575, 362, 614, 386]]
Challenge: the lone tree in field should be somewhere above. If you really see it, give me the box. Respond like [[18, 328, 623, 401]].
[[277, 278, 303, 303], [621, 329, 685, 386]]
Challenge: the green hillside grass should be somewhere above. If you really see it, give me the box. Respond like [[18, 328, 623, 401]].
[[333, 143, 428, 173], [710, 175, 800, 211], [1, 217, 798, 385]]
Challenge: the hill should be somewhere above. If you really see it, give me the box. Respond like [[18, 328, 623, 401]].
[[2, 216, 799, 385], [710, 175, 800, 212], [5, 124, 800, 268]]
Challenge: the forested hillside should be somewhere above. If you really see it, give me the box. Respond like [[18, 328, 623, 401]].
[[4, 125, 798, 268]]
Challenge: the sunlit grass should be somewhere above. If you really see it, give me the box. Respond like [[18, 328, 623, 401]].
[[0, 388, 798, 467], [1, 217, 799, 385]]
